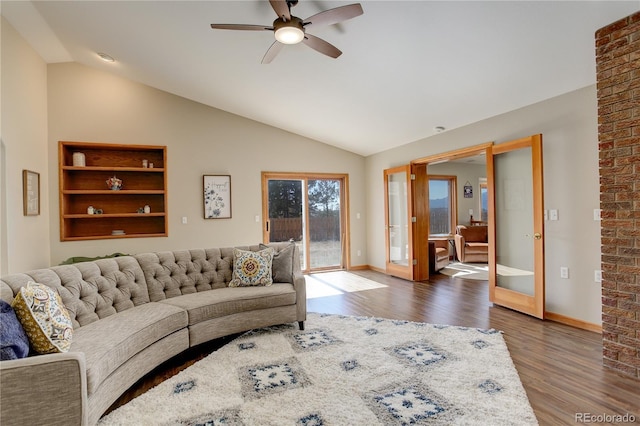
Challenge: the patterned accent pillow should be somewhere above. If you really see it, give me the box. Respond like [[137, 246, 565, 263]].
[[229, 248, 274, 287], [11, 282, 74, 354]]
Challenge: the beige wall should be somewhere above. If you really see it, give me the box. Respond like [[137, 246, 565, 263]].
[[366, 86, 602, 325], [46, 62, 367, 266], [1, 17, 51, 274]]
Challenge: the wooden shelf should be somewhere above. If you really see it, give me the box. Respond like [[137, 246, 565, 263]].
[[63, 213, 166, 219], [62, 166, 165, 172], [62, 233, 168, 242], [59, 141, 168, 241], [62, 190, 165, 195]]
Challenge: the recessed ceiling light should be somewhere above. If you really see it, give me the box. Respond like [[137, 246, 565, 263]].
[[97, 52, 115, 63], [434, 126, 446, 133]]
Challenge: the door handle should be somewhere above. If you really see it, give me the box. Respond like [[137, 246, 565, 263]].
[[525, 233, 542, 240]]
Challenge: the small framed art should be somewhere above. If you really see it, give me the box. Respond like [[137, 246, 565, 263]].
[[23, 169, 40, 216], [203, 175, 231, 219]]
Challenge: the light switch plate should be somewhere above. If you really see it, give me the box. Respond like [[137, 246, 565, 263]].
[[594, 209, 602, 221], [560, 266, 569, 279]]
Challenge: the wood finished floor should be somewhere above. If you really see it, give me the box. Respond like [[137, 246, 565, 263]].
[[108, 270, 640, 425]]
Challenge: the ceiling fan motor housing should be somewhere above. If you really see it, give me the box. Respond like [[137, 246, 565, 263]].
[[273, 16, 305, 44]]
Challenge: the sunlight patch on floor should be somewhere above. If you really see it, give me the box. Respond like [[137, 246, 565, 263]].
[[439, 262, 533, 280], [305, 271, 388, 299]]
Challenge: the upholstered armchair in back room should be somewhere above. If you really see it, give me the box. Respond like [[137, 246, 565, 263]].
[[428, 239, 450, 273], [454, 225, 489, 263]]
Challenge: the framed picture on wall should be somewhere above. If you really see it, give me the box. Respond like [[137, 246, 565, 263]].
[[203, 175, 231, 219], [23, 169, 40, 216]]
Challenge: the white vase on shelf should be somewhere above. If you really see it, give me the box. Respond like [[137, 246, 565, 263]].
[[72, 152, 86, 167]]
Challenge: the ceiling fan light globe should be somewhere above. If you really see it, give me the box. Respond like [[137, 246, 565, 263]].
[[275, 26, 304, 44]]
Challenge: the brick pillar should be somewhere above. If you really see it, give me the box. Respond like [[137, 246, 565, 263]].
[[596, 11, 640, 379]]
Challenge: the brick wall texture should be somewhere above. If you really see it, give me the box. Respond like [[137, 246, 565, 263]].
[[596, 11, 640, 379]]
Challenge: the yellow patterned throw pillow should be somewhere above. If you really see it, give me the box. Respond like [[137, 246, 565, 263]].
[[11, 281, 73, 354], [228, 247, 274, 287]]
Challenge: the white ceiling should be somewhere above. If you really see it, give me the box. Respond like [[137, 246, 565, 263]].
[[3, 1, 638, 156]]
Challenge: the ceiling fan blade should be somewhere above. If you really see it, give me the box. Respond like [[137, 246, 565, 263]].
[[302, 34, 342, 58], [304, 3, 363, 29], [210, 24, 273, 31], [269, 0, 291, 21], [262, 41, 285, 64]]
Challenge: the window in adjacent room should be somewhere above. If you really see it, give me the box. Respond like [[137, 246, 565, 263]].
[[428, 175, 457, 236], [479, 178, 488, 222]]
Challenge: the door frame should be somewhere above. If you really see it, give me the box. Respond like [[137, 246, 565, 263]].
[[261, 171, 351, 273], [412, 142, 494, 280], [487, 135, 545, 318]]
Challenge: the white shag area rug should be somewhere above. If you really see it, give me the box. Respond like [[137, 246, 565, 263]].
[[99, 312, 538, 426]]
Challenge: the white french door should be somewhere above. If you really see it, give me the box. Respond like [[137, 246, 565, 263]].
[[383, 165, 414, 280]]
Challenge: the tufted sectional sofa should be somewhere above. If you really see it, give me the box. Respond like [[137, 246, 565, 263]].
[[0, 243, 306, 425]]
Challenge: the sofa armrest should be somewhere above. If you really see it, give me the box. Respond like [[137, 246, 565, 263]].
[[1, 352, 87, 425], [454, 234, 466, 262]]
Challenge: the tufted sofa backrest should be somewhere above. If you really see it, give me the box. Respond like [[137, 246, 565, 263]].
[[135, 247, 245, 301], [0, 256, 150, 329]]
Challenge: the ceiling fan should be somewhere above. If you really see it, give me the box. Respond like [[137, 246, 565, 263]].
[[211, 0, 363, 64]]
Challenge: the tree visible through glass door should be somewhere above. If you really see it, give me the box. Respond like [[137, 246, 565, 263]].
[[263, 173, 347, 273]]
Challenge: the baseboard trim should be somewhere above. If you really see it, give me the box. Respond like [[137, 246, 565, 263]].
[[347, 264, 371, 271], [545, 311, 602, 333], [368, 265, 385, 274]]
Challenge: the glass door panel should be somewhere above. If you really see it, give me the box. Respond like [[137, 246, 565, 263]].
[[267, 179, 305, 270], [264, 174, 347, 273], [308, 179, 342, 269], [488, 135, 545, 318], [494, 148, 535, 295], [384, 165, 413, 280]]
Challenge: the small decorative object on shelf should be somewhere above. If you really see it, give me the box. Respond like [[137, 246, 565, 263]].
[[144, 205, 151, 214], [95, 209, 104, 214], [149, 162, 154, 168], [142, 159, 148, 168], [87, 205, 95, 215], [106, 176, 123, 190], [72, 152, 86, 167]]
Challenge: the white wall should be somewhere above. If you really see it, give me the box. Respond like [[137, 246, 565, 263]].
[[366, 86, 602, 325], [1, 17, 50, 274], [46, 62, 367, 266]]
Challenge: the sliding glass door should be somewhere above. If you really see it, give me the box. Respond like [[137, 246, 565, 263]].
[[262, 173, 348, 273]]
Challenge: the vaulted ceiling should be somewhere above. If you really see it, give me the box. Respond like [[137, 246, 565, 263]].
[[3, 1, 638, 156]]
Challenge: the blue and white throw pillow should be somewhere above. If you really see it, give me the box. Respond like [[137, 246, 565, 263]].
[[0, 299, 30, 360]]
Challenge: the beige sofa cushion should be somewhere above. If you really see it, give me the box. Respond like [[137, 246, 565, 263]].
[[159, 285, 296, 326], [136, 249, 235, 301], [71, 302, 187, 395], [1, 257, 150, 329]]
